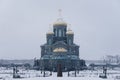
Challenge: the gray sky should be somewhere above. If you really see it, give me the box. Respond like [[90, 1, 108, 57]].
[[0, 0, 120, 60]]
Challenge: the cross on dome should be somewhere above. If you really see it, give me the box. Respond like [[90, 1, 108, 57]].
[[58, 9, 62, 18], [53, 9, 67, 26], [47, 24, 54, 34]]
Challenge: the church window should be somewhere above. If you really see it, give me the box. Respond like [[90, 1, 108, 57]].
[[59, 29, 62, 37], [69, 39, 71, 45], [48, 39, 52, 45], [63, 29, 65, 37], [55, 30, 57, 36], [64, 29, 66, 36]]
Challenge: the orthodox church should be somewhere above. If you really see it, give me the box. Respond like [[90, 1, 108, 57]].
[[34, 12, 86, 71]]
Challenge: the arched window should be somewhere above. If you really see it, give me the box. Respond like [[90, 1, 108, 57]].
[[59, 29, 62, 37], [48, 39, 52, 45], [63, 29, 64, 37], [69, 39, 71, 45], [55, 29, 57, 36]]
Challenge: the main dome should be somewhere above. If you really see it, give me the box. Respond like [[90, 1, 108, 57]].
[[53, 18, 67, 27]]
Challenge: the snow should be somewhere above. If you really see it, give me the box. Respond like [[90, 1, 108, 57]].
[[12, 77, 113, 80], [0, 67, 120, 80]]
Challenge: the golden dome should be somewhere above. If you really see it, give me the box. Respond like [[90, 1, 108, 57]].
[[53, 47, 67, 52], [46, 26, 54, 35], [66, 28, 74, 34], [53, 18, 67, 26], [46, 31, 54, 35]]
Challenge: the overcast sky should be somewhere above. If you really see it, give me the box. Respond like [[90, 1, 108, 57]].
[[0, 0, 120, 60]]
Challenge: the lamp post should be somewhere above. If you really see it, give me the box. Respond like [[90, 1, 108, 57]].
[[50, 58, 52, 76], [68, 71, 70, 77], [43, 59, 45, 77], [75, 67, 77, 77]]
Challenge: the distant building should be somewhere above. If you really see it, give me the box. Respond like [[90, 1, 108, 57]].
[[34, 13, 86, 71]]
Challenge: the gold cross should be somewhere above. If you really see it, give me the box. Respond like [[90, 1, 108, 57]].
[[58, 9, 62, 18]]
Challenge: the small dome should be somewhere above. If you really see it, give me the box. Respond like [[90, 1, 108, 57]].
[[53, 47, 67, 52], [46, 26, 54, 35], [53, 18, 67, 26], [46, 31, 54, 35], [66, 28, 74, 34]]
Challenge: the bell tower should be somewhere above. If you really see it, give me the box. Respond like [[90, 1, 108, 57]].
[[66, 28, 74, 45], [53, 18, 67, 37], [46, 25, 54, 45]]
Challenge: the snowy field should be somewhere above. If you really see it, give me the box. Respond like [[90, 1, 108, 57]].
[[0, 67, 120, 80]]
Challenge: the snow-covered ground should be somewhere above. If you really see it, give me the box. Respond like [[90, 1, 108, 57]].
[[0, 67, 120, 80]]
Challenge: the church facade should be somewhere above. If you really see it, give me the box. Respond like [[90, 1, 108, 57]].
[[34, 17, 86, 72]]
